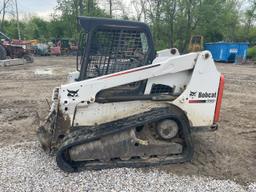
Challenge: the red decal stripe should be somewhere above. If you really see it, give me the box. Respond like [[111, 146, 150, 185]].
[[98, 64, 160, 80], [214, 75, 225, 123], [189, 100, 206, 103]]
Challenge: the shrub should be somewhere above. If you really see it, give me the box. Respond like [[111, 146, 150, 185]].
[[247, 47, 256, 59]]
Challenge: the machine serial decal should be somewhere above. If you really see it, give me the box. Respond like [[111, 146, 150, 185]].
[[98, 64, 161, 80]]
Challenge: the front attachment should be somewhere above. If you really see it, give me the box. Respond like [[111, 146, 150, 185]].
[[37, 110, 57, 152], [37, 88, 61, 153]]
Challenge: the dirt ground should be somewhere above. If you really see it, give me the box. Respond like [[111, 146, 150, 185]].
[[0, 57, 255, 184]]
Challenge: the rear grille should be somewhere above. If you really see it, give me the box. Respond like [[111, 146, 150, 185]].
[[150, 84, 173, 94]]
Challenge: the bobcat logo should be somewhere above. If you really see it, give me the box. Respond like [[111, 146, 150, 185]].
[[189, 91, 197, 97], [67, 89, 79, 97]]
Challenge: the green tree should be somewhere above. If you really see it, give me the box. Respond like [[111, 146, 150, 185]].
[[23, 17, 50, 40], [53, 0, 109, 40]]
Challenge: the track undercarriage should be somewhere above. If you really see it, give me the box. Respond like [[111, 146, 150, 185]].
[[38, 106, 193, 172]]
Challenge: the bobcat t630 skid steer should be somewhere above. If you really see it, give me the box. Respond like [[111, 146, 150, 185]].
[[37, 17, 224, 172]]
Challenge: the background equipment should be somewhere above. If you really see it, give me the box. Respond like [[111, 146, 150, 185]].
[[0, 31, 34, 63], [188, 35, 204, 52]]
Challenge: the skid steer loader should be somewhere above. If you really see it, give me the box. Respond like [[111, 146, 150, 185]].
[[37, 17, 224, 172]]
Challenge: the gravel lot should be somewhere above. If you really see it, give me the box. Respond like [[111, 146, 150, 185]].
[[0, 142, 255, 192], [0, 57, 255, 191]]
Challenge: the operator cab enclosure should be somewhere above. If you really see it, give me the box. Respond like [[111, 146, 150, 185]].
[[76, 16, 156, 81]]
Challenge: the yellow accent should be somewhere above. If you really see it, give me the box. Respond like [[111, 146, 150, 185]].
[[188, 35, 204, 52]]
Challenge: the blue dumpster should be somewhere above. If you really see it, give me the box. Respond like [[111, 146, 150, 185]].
[[204, 42, 249, 63]]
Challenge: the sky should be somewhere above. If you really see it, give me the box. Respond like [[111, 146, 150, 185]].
[[6, 0, 58, 20], [3, 0, 134, 21], [6, 0, 247, 22]]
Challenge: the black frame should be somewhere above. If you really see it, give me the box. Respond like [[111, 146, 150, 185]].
[[77, 16, 156, 81]]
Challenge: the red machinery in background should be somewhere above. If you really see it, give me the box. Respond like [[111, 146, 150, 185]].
[[0, 31, 34, 63]]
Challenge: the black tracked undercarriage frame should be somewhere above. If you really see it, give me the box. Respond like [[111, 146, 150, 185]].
[[55, 106, 193, 172]]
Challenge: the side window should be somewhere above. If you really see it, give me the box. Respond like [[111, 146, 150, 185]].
[[85, 27, 150, 79]]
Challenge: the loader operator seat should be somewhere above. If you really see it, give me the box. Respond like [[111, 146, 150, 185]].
[[77, 17, 156, 81]]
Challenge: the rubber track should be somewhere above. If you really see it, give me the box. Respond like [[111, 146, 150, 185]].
[[56, 106, 194, 172]]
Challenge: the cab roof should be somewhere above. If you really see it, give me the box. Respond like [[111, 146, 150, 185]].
[[78, 16, 151, 32]]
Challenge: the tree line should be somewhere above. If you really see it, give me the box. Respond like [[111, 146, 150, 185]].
[[0, 0, 256, 51]]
